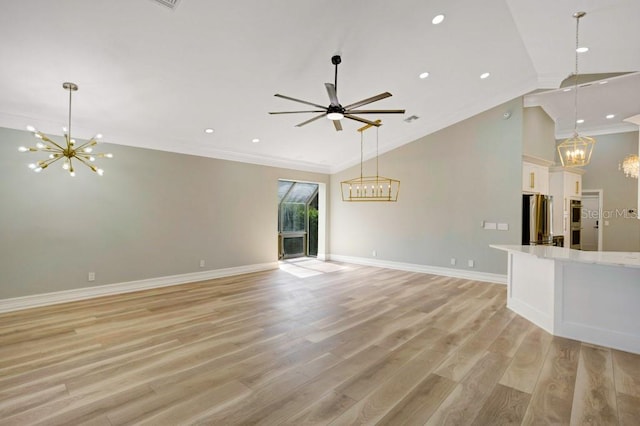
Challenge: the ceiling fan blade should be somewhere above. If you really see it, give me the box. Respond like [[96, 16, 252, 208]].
[[344, 92, 392, 110], [344, 114, 382, 127], [274, 94, 327, 109], [345, 109, 405, 114], [333, 120, 343, 131], [295, 113, 326, 127], [325, 83, 340, 106], [269, 110, 326, 114]]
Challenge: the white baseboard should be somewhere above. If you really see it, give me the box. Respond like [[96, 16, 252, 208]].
[[328, 254, 507, 285], [0, 262, 279, 314]]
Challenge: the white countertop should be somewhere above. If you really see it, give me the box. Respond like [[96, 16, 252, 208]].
[[491, 245, 640, 269]]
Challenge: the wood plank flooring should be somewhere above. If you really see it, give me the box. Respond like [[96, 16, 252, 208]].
[[1, 259, 639, 425]]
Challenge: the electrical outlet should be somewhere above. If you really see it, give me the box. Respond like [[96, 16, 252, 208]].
[[199, 259, 205, 268], [468, 260, 474, 268], [450, 258, 456, 266], [88, 272, 95, 282], [372, 250, 377, 257]]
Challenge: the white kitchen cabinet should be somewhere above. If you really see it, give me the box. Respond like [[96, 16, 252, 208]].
[[564, 172, 582, 199], [522, 156, 552, 195], [549, 167, 585, 245]]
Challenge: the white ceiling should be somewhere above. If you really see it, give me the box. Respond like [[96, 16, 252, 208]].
[[0, 0, 638, 174]]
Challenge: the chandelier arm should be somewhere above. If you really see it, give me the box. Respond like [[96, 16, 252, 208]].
[[39, 148, 64, 153], [74, 154, 98, 171], [74, 138, 98, 151], [39, 135, 66, 151], [40, 154, 65, 168]]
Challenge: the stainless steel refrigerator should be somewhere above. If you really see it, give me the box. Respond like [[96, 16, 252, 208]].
[[522, 194, 554, 245]]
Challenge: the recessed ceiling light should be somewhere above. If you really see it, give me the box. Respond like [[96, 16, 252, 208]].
[[576, 119, 585, 124], [252, 138, 260, 143], [576, 46, 589, 53], [204, 128, 214, 134], [606, 114, 615, 119], [432, 14, 445, 25], [419, 72, 430, 79], [480, 72, 490, 79]]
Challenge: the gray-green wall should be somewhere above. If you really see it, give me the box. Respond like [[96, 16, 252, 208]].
[[0, 127, 329, 298], [329, 98, 524, 274], [580, 131, 640, 251], [1, 96, 528, 299], [523, 106, 556, 161]]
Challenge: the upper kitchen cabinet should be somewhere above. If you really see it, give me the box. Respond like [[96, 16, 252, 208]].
[[522, 155, 554, 195], [549, 167, 584, 207]]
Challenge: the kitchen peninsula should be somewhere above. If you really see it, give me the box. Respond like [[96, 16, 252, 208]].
[[491, 245, 640, 355]]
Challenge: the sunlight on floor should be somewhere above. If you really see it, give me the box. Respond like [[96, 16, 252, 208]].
[[278, 258, 350, 278]]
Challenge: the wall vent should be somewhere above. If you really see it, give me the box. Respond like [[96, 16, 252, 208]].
[[151, 0, 181, 10]]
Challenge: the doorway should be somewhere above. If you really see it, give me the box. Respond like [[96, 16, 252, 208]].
[[582, 190, 603, 251], [278, 180, 319, 259]]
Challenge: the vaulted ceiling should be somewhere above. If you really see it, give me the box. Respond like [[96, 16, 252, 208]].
[[1, 0, 638, 173]]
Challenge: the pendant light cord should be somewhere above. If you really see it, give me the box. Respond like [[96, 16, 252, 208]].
[[572, 13, 581, 135], [68, 86, 73, 145], [376, 126, 379, 178], [360, 130, 363, 181]]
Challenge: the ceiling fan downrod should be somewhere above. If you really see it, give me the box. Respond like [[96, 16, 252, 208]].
[[331, 55, 341, 94]]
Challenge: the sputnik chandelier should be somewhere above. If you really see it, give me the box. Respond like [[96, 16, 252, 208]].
[[557, 12, 595, 167], [18, 82, 112, 176], [340, 120, 400, 202]]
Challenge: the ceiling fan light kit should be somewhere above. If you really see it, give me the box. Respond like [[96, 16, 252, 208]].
[[269, 55, 405, 131]]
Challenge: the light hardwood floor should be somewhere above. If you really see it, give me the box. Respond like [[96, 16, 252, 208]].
[[1, 259, 639, 425]]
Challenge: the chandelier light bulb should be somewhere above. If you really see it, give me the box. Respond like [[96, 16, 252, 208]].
[[18, 146, 28, 152], [26, 125, 35, 132]]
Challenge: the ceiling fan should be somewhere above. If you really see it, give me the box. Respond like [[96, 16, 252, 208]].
[[269, 55, 405, 131]]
